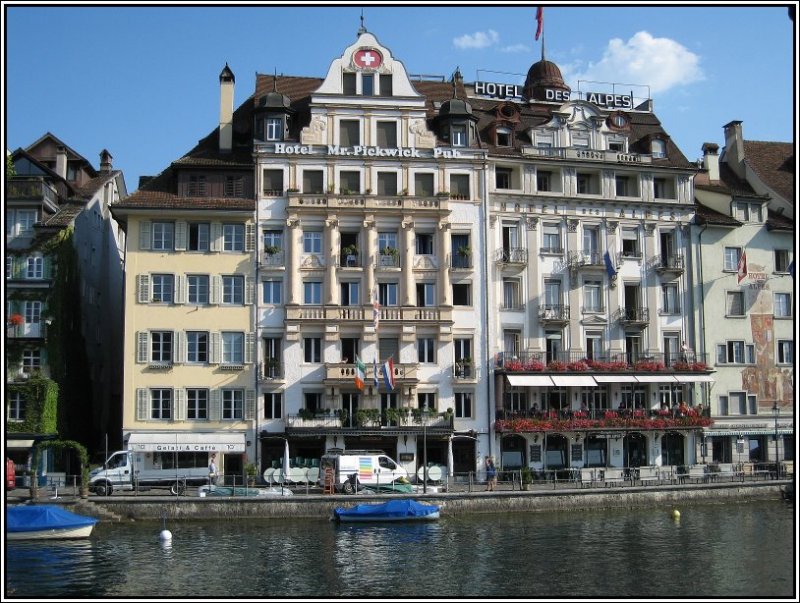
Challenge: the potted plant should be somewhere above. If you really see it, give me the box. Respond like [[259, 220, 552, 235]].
[[342, 244, 359, 266], [264, 245, 280, 256], [521, 466, 533, 490], [286, 187, 299, 193], [245, 463, 258, 486], [457, 246, 472, 258]]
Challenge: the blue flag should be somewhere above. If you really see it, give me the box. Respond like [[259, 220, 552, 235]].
[[373, 356, 379, 387], [604, 251, 617, 279]]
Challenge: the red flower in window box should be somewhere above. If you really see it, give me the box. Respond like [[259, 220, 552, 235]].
[[8, 313, 24, 327]]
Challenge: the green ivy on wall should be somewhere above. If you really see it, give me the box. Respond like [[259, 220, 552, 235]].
[[6, 374, 58, 435]]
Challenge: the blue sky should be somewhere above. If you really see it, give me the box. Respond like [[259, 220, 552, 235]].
[[4, 3, 796, 191]]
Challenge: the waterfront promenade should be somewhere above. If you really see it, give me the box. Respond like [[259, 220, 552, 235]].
[[7, 476, 792, 522]]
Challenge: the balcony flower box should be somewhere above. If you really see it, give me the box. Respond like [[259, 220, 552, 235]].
[[633, 360, 666, 372], [546, 360, 567, 372], [523, 360, 546, 372], [567, 361, 589, 372], [586, 359, 628, 371], [8, 313, 24, 327]]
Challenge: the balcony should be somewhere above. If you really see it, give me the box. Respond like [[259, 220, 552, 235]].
[[495, 247, 528, 269], [325, 361, 418, 385], [286, 408, 454, 432], [567, 251, 606, 271], [538, 304, 570, 325], [259, 360, 283, 382], [260, 251, 286, 269], [6, 178, 58, 206], [339, 252, 362, 268], [615, 307, 649, 328], [6, 322, 44, 339], [377, 252, 400, 269], [495, 350, 710, 373], [286, 306, 452, 326], [450, 253, 473, 270], [653, 253, 685, 276], [454, 359, 475, 380], [287, 193, 449, 215]]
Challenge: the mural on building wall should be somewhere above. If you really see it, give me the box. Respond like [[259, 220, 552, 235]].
[[741, 307, 793, 410]]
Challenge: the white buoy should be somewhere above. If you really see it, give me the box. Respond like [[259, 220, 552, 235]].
[[159, 529, 172, 541]]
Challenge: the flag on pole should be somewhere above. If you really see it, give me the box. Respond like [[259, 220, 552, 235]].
[[382, 357, 395, 391], [373, 356, 379, 387], [535, 6, 544, 41], [372, 286, 380, 331], [737, 250, 748, 284], [604, 250, 617, 279], [354, 356, 366, 390]]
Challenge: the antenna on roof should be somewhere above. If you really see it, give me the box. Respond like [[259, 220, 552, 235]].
[[358, 10, 367, 35]]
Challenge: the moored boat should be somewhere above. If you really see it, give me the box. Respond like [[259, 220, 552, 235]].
[[333, 499, 440, 523], [6, 505, 98, 540]]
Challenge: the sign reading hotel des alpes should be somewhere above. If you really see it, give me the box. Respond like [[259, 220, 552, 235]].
[[273, 143, 465, 159], [474, 80, 634, 110]]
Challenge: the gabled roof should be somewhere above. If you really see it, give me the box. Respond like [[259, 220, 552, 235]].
[[695, 163, 765, 198], [743, 140, 794, 205], [24, 132, 98, 178], [766, 209, 794, 232], [74, 171, 124, 199], [40, 202, 85, 228], [693, 202, 743, 227]]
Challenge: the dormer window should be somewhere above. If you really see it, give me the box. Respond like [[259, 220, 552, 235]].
[[496, 127, 512, 147], [266, 117, 283, 141], [651, 139, 666, 159], [451, 124, 467, 147], [734, 201, 763, 223]]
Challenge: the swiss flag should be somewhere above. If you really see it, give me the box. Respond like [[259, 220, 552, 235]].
[[535, 7, 544, 41], [737, 250, 748, 284]]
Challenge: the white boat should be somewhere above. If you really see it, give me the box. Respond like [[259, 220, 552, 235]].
[[6, 505, 98, 540]]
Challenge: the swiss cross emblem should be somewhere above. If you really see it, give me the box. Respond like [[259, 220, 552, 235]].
[[354, 48, 382, 70]]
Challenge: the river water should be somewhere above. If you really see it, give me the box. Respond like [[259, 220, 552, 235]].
[[5, 499, 795, 599]]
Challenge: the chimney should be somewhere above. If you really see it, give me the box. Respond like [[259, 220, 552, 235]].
[[55, 145, 68, 179], [99, 149, 113, 173], [219, 63, 235, 153], [701, 142, 720, 181], [723, 120, 745, 179]]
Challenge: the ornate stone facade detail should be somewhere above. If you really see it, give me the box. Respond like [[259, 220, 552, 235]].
[[286, 217, 301, 229], [567, 219, 579, 233], [643, 223, 657, 237], [300, 115, 327, 145], [409, 119, 435, 148], [605, 219, 618, 233], [525, 216, 539, 230]]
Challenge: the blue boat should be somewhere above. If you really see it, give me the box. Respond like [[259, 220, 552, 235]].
[[6, 505, 99, 540], [333, 499, 440, 523]]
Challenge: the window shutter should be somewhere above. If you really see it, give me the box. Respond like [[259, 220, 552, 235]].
[[210, 331, 221, 364], [210, 222, 222, 252], [43, 257, 53, 280], [137, 274, 151, 304], [210, 276, 221, 305], [210, 389, 221, 420], [174, 275, 186, 304], [175, 221, 187, 251], [245, 332, 255, 364], [173, 388, 186, 422], [136, 389, 148, 420], [245, 276, 255, 305], [173, 331, 185, 364], [716, 344, 726, 364], [139, 221, 152, 250], [245, 390, 256, 420], [137, 331, 149, 363], [245, 223, 256, 252]]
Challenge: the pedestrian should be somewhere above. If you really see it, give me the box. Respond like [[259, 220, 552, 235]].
[[485, 456, 497, 491], [208, 454, 218, 486]]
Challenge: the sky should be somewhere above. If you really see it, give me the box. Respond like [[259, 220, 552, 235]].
[[3, 2, 796, 192]]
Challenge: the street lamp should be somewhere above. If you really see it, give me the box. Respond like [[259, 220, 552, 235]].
[[772, 402, 780, 479]]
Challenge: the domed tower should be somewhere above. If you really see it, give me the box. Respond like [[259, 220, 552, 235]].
[[436, 70, 478, 147], [254, 73, 295, 142], [522, 57, 571, 103]]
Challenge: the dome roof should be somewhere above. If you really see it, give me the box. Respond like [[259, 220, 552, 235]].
[[258, 90, 292, 111], [523, 59, 571, 101]]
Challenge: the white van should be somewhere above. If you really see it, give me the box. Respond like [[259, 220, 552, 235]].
[[318, 450, 407, 494], [89, 450, 211, 496]]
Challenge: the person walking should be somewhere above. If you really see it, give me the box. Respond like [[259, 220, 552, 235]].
[[208, 454, 218, 486], [485, 456, 497, 492]]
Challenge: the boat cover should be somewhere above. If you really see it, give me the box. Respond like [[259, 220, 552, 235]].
[[334, 499, 439, 521], [6, 505, 98, 533]]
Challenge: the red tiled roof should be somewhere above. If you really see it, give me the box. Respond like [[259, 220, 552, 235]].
[[743, 140, 794, 205], [693, 202, 742, 227], [113, 191, 254, 212]]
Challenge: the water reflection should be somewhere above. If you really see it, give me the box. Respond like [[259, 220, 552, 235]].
[[5, 500, 794, 598]]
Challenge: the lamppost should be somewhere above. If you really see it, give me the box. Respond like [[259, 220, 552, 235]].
[[772, 402, 780, 479]]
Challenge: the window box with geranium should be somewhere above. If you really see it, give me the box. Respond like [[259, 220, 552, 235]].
[[546, 360, 567, 372], [8, 313, 24, 327]]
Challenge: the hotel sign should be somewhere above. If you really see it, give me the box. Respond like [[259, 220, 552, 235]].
[[274, 143, 465, 159]]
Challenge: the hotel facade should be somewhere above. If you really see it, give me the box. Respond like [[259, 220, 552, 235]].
[[109, 25, 792, 483]]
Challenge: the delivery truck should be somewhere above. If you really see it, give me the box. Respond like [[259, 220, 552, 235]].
[[89, 449, 212, 496], [318, 450, 407, 494]]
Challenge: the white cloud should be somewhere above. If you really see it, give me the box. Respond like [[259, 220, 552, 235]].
[[500, 43, 529, 54], [453, 29, 499, 50], [568, 31, 704, 94]]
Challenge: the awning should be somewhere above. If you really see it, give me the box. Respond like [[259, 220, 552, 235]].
[[126, 432, 247, 453], [592, 375, 639, 383], [507, 375, 554, 387], [673, 375, 715, 383], [6, 440, 35, 449], [706, 429, 794, 437], [550, 375, 598, 387], [634, 375, 677, 383]]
